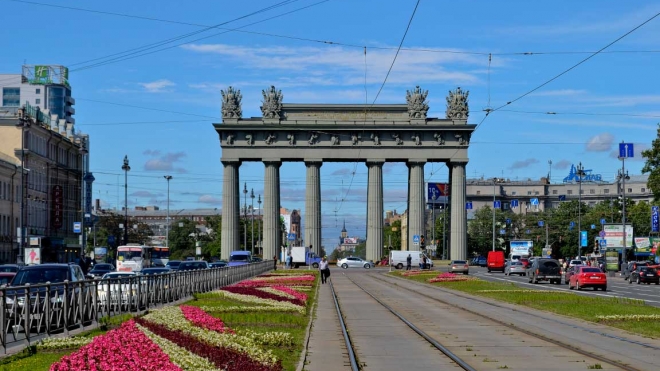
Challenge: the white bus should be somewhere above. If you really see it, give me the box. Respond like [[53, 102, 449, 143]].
[[116, 245, 153, 272], [152, 246, 170, 267]]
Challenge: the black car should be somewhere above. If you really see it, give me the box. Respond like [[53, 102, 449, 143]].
[[209, 261, 227, 268], [177, 261, 209, 271], [166, 260, 182, 271], [251, 257, 263, 263], [141, 268, 172, 275], [624, 261, 649, 280], [0, 265, 20, 273], [629, 266, 659, 285], [86, 263, 115, 279]]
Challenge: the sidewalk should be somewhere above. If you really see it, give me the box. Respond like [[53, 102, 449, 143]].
[[302, 275, 352, 371]]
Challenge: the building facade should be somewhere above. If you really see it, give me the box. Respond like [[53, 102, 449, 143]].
[[0, 153, 20, 263]]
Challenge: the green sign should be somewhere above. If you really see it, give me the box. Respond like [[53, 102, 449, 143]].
[[34, 65, 50, 83], [605, 250, 619, 271]]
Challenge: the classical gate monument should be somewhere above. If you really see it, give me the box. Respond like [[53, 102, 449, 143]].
[[215, 86, 475, 262]]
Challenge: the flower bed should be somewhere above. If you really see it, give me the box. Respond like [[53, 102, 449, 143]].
[[36, 337, 93, 351], [181, 305, 234, 334], [223, 286, 305, 306], [596, 314, 660, 322], [428, 272, 474, 283], [401, 270, 438, 277]]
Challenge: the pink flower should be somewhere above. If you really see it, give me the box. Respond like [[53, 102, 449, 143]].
[[180, 305, 234, 334], [50, 320, 181, 371], [271, 286, 308, 302]]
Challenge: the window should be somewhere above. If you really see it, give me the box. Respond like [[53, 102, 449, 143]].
[[567, 190, 573, 195], [642, 188, 646, 193], [604, 189, 610, 194], [534, 191, 539, 195], [527, 191, 532, 195], [590, 189, 595, 194], [552, 190, 558, 195], [580, 190, 584, 194], [511, 191, 516, 196], [36, 88, 40, 94], [2, 87, 20, 106], [476, 190, 480, 195], [628, 188, 632, 193], [35, 98, 40, 105]]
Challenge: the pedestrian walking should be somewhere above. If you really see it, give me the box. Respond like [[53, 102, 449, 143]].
[[285, 253, 292, 269], [406, 254, 412, 271], [273, 255, 277, 271], [422, 255, 428, 270], [319, 256, 330, 284]]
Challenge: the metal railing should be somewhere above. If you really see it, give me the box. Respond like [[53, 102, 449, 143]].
[[0, 261, 273, 354]]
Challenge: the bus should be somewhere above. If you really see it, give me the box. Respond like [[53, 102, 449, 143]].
[[152, 246, 170, 267], [116, 245, 153, 272]]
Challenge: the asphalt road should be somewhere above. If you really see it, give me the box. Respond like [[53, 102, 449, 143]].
[[465, 266, 660, 307]]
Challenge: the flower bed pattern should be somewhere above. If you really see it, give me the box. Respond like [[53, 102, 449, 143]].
[[50, 320, 182, 371], [223, 286, 305, 306], [401, 270, 438, 277], [36, 337, 93, 351], [428, 272, 474, 283], [181, 305, 234, 334]]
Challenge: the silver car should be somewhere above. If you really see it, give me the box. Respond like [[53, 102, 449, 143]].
[[505, 261, 526, 276], [337, 257, 373, 269], [449, 260, 469, 275]]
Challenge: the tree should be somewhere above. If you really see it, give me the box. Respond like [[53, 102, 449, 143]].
[[92, 212, 153, 259], [168, 218, 199, 260], [383, 220, 402, 251], [203, 215, 222, 259], [642, 123, 660, 201]]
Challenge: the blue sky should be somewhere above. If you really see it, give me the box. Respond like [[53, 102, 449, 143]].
[[2, 0, 659, 249]]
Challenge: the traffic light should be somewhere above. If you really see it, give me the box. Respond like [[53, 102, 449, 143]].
[[420, 235, 426, 248]]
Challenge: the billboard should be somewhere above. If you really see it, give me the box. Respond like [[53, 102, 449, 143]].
[[634, 237, 651, 254], [343, 237, 358, 244], [94, 247, 107, 261], [605, 250, 619, 271], [603, 224, 633, 248], [510, 240, 533, 255], [25, 247, 41, 265], [427, 182, 449, 204]]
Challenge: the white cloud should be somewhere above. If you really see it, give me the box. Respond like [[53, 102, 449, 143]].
[[553, 160, 572, 170], [139, 79, 176, 93], [199, 195, 221, 204], [586, 133, 614, 152], [144, 151, 187, 173], [529, 89, 588, 97]]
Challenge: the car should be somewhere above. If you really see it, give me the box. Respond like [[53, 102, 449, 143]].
[[568, 259, 584, 270], [228, 251, 252, 267], [177, 261, 209, 271], [97, 272, 139, 308], [251, 257, 263, 263], [520, 258, 530, 268], [449, 260, 469, 275], [629, 266, 659, 285], [140, 268, 171, 275], [569, 266, 607, 291], [337, 257, 373, 269], [209, 262, 228, 268], [527, 258, 562, 284], [0, 272, 16, 285], [166, 260, 182, 271], [504, 261, 526, 276], [86, 263, 115, 279], [624, 261, 649, 281], [564, 265, 579, 284], [477, 257, 487, 267], [0, 265, 20, 273]]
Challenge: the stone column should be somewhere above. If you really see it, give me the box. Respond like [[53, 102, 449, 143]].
[[263, 161, 281, 260], [450, 162, 467, 260], [366, 161, 384, 262], [407, 161, 425, 251], [446, 162, 453, 259], [220, 160, 240, 260], [305, 161, 322, 255]]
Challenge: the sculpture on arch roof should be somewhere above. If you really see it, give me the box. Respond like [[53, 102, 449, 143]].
[[261, 85, 283, 119], [406, 86, 429, 119], [221, 86, 242, 119], [446, 87, 469, 120]]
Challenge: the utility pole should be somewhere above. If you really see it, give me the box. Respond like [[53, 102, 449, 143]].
[[164, 175, 172, 248], [122, 156, 130, 246], [576, 162, 585, 258]]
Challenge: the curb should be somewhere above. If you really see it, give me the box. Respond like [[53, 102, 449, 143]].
[[296, 273, 320, 371]]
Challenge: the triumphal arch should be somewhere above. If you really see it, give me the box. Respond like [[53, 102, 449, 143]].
[[215, 86, 475, 262]]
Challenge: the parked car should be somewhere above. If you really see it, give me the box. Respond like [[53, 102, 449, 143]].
[[449, 260, 469, 275], [629, 266, 659, 285], [0, 273, 16, 285], [177, 261, 209, 271], [527, 258, 562, 284], [0, 265, 20, 273], [487, 251, 505, 272], [209, 262, 228, 268], [337, 257, 373, 269], [86, 263, 115, 279], [504, 261, 526, 276], [569, 266, 607, 291], [166, 260, 182, 271]]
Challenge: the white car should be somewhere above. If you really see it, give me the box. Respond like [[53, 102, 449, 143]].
[[337, 257, 373, 269], [97, 272, 140, 308], [568, 259, 584, 269]]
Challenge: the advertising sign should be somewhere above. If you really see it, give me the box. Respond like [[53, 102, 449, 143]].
[[343, 237, 358, 244], [605, 250, 619, 271], [603, 224, 633, 248], [652, 206, 659, 233], [634, 237, 651, 254], [510, 240, 533, 256], [427, 182, 449, 204], [580, 231, 588, 247], [51, 185, 63, 229], [562, 164, 602, 183], [25, 247, 41, 265], [94, 247, 107, 261]]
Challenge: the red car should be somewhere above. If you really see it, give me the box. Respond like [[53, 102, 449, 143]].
[[569, 266, 607, 291], [520, 258, 530, 268]]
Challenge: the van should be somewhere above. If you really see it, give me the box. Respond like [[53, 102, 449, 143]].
[[487, 251, 505, 272], [389, 250, 433, 269]]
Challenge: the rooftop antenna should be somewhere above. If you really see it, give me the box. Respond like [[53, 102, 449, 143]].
[[548, 160, 552, 183]]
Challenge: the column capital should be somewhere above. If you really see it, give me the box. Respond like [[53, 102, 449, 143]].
[[448, 159, 469, 166], [263, 160, 282, 167], [304, 159, 323, 166], [406, 160, 426, 167], [365, 159, 385, 166], [221, 159, 242, 167]]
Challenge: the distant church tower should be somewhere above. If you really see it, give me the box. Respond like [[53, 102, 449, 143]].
[[341, 220, 348, 239]]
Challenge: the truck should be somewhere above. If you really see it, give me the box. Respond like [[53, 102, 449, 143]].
[[389, 250, 433, 269], [289, 246, 322, 268], [228, 251, 252, 267]]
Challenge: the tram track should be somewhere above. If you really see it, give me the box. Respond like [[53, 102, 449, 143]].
[[374, 271, 647, 371]]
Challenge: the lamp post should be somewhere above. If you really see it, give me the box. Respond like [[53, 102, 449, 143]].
[[257, 194, 262, 254], [122, 156, 130, 245], [164, 175, 172, 248], [79, 138, 88, 260], [16, 108, 31, 264], [618, 165, 630, 268], [243, 183, 248, 250], [576, 162, 585, 258], [492, 178, 504, 252], [443, 198, 447, 260], [431, 194, 436, 258], [250, 188, 255, 255]]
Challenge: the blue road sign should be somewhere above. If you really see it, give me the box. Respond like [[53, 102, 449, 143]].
[[73, 222, 81, 234], [599, 239, 607, 247], [530, 198, 539, 206], [510, 199, 519, 208], [107, 235, 115, 245], [506, 218, 511, 224], [538, 221, 544, 227], [287, 233, 296, 241], [466, 202, 473, 210], [493, 200, 501, 208], [500, 229, 506, 235], [570, 221, 575, 228], [580, 231, 588, 247], [525, 229, 531, 234], [413, 235, 420, 245], [652, 206, 660, 233], [558, 195, 566, 201], [619, 142, 634, 158], [600, 218, 606, 225], [599, 230, 606, 238], [591, 224, 596, 229]]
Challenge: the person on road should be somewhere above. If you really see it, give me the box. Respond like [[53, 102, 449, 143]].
[[319, 256, 330, 284], [286, 253, 292, 269], [406, 254, 412, 271], [422, 255, 428, 270], [273, 255, 277, 271]]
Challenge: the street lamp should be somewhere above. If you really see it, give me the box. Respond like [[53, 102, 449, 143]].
[[250, 188, 255, 255], [431, 194, 436, 258], [492, 178, 504, 252], [16, 108, 31, 264], [79, 138, 88, 260], [257, 194, 262, 253], [122, 156, 130, 245], [164, 175, 172, 248], [243, 183, 248, 250], [576, 162, 585, 258], [617, 167, 630, 268]]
